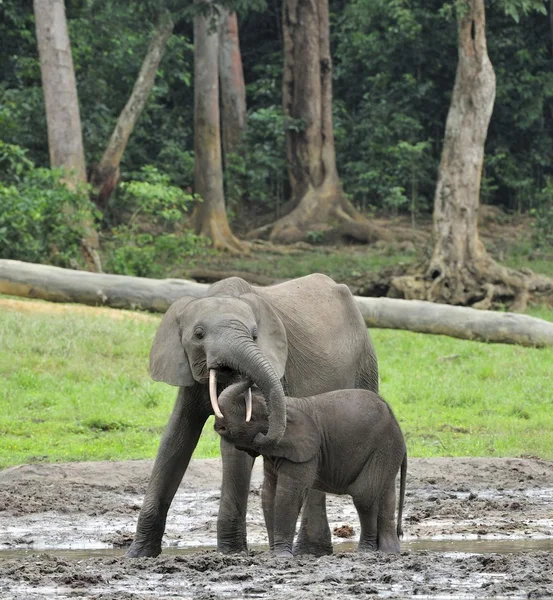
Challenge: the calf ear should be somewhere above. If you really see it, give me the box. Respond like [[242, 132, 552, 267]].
[[267, 405, 319, 463], [150, 296, 196, 386]]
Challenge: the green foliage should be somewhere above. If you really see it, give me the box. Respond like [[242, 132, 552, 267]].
[[0, 142, 98, 267], [225, 104, 288, 221], [117, 165, 196, 224], [103, 166, 208, 277], [332, 0, 450, 213], [500, 0, 547, 22], [2, 0, 553, 234]]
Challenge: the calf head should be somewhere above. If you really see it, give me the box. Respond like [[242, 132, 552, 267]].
[[213, 381, 320, 464]]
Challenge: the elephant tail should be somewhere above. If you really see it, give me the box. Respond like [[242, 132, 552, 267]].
[[396, 452, 407, 539]]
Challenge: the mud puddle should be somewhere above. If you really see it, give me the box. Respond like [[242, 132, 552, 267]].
[[1, 457, 552, 598], [2, 537, 553, 561]]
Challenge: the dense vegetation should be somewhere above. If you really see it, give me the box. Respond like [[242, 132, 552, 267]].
[[1, 0, 553, 274]]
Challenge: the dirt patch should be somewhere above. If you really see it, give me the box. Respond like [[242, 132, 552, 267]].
[[1, 457, 553, 598]]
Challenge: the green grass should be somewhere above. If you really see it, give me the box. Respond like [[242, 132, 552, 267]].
[[373, 314, 553, 459], [1, 300, 552, 469], [0, 307, 223, 469]]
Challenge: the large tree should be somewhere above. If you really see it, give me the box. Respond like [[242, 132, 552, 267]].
[[392, 0, 553, 310], [192, 8, 246, 252], [89, 10, 174, 210], [219, 9, 247, 157], [34, 0, 101, 271], [258, 0, 389, 244]]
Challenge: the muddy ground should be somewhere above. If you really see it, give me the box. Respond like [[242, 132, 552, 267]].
[[1, 457, 553, 598]]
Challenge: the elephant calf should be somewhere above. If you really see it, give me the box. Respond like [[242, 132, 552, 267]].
[[213, 381, 407, 558]]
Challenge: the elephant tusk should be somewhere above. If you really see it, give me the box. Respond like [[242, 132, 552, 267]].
[[209, 369, 224, 418], [245, 387, 252, 422]]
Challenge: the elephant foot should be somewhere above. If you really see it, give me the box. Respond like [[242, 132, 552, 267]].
[[125, 540, 162, 558], [377, 536, 401, 554], [356, 541, 378, 553], [292, 539, 333, 557], [217, 542, 249, 554], [273, 550, 293, 559]]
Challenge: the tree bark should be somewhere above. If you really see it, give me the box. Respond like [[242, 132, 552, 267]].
[[34, 0, 86, 186], [89, 11, 174, 211], [257, 0, 388, 245], [33, 0, 101, 272], [390, 0, 552, 310], [219, 10, 246, 157], [193, 9, 246, 253], [2, 259, 553, 347]]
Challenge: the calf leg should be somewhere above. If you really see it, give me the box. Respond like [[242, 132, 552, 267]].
[[274, 465, 315, 558], [293, 489, 332, 556], [352, 494, 379, 552], [377, 481, 400, 553]]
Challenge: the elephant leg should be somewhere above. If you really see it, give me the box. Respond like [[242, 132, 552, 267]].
[[353, 493, 379, 553], [261, 461, 277, 551], [293, 489, 332, 556], [126, 386, 208, 558], [377, 482, 400, 553], [217, 438, 256, 553], [273, 470, 312, 558]]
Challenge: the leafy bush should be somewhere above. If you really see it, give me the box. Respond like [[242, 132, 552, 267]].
[[224, 105, 288, 223], [103, 165, 208, 277], [0, 142, 98, 267]]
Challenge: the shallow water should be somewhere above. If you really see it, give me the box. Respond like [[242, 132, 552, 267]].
[[1, 537, 552, 560]]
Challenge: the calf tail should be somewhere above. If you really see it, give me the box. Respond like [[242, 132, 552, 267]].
[[396, 452, 407, 539]]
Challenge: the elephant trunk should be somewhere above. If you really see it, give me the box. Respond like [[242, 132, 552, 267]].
[[217, 379, 252, 421], [214, 337, 286, 446]]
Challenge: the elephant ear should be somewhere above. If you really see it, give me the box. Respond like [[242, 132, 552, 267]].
[[267, 404, 320, 463], [149, 296, 196, 387], [239, 292, 288, 379]]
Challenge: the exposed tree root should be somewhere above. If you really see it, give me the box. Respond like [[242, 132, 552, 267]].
[[80, 239, 103, 273], [196, 212, 249, 254], [248, 182, 402, 246], [390, 255, 553, 311]]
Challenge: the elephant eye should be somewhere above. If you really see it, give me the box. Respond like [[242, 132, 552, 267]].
[[252, 327, 258, 341], [194, 327, 205, 340]]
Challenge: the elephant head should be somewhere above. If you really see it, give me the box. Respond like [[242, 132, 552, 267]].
[[214, 381, 320, 463], [149, 292, 289, 446]]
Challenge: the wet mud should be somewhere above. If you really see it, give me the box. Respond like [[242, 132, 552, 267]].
[[1, 457, 553, 598]]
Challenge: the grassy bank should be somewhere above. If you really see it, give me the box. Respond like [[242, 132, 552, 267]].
[[1, 299, 552, 468]]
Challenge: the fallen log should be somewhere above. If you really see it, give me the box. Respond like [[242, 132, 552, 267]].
[[0, 259, 206, 313], [355, 297, 553, 347], [1, 259, 552, 347]]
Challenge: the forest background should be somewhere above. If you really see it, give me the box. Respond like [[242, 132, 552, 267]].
[[2, 0, 553, 288]]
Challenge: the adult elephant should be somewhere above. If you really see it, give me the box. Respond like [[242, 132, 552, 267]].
[[126, 274, 378, 558]]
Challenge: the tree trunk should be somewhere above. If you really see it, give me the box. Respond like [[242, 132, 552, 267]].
[[2, 259, 553, 348], [89, 11, 174, 211], [193, 8, 246, 253], [258, 0, 388, 245], [390, 0, 553, 311], [426, 0, 497, 305], [219, 10, 246, 157], [34, 0, 101, 272]]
